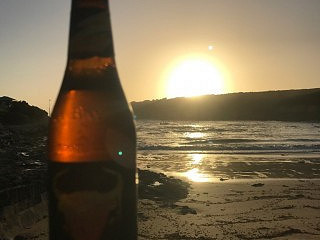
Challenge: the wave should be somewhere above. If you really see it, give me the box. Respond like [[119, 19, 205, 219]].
[[138, 143, 320, 153], [282, 138, 320, 142], [183, 138, 320, 145], [136, 120, 320, 155], [184, 138, 258, 144], [172, 127, 245, 133]]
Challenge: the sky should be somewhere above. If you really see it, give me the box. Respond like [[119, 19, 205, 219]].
[[0, 0, 320, 111]]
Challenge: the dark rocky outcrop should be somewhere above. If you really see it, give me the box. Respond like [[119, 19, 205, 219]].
[[0, 96, 48, 126], [138, 169, 190, 203]]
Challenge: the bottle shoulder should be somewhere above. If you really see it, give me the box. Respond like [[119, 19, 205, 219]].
[[60, 57, 123, 92], [51, 89, 134, 124]]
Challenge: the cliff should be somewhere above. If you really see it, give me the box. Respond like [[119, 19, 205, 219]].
[[131, 88, 320, 122], [0, 96, 48, 125]]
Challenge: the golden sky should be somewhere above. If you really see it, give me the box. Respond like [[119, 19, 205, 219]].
[[0, 0, 319, 111]]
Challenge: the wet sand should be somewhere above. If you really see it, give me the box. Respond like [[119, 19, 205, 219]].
[[138, 152, 320, 180]]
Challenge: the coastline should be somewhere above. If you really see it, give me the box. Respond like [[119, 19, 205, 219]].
[[1, 119, 319, 239]]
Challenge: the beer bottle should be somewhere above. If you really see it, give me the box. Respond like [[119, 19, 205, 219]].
[[48, 0, 137, 239]]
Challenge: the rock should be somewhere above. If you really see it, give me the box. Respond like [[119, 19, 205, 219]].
[[0, 96, 48, 126], [14, 235, 27, 240], [138, 169, 190, 203], [179, 205, 197, 215], [220, 177, 228, 181], [251, 183, 265, 187]]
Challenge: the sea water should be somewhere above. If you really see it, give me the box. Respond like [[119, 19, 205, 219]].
[[136, 120, 320, 181]]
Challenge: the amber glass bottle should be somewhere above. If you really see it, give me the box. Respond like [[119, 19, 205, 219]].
[[48, 0, 137, 239]]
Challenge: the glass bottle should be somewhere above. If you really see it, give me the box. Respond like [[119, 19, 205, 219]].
[[48, 0, 137, 239]]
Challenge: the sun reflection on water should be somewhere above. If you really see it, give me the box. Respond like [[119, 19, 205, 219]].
[[190, 154, 203, 164], [184, 168, 211, 182], [185, 132, 205, 138]]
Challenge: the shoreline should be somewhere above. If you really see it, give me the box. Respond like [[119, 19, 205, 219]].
[[138, 152, 320, 183]]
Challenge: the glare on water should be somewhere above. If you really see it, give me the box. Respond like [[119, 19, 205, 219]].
[[190, 154, 203, 164], [185, 132, 205, 139], [184, 168, 212, 182]]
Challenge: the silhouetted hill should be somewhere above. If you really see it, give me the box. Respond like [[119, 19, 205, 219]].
[[131, 88, 320, 122], [0, 96, 48, 125]]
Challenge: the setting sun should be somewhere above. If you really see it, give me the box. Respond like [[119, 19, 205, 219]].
[[166, 57, 225, 98]]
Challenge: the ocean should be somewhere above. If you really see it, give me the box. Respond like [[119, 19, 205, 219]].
[[136, 120, 320, 181]]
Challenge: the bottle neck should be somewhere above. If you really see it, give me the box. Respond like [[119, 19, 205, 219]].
[[67, 0, 114, 60]]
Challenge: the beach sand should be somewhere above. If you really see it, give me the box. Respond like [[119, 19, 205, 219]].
[[138, 178, 320, 240], [9, 176, 320, 240]]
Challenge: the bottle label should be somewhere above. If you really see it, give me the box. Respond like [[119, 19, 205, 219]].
[[49, 161, 136, 240]]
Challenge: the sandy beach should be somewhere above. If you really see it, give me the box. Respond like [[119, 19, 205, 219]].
[[138, 178, 320, 240], [5, 175, 320, 240]]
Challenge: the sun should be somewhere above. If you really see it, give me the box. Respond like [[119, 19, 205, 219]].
[[166, 57, 225, 98]]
